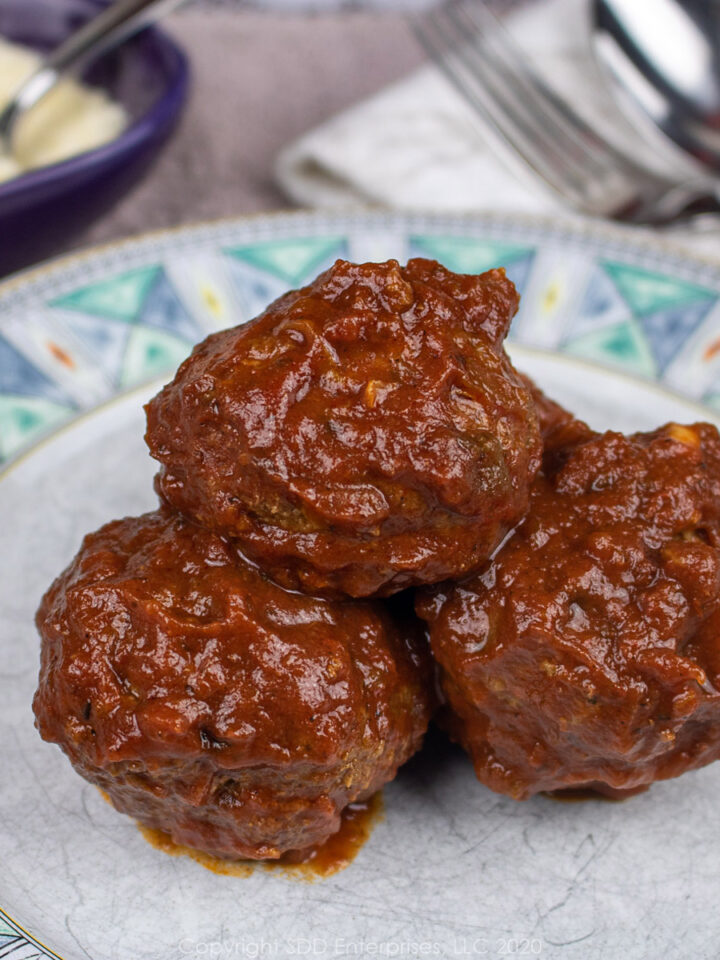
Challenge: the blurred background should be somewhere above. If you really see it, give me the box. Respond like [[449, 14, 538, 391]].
[[0, 0, 533, 272], [1, 0, 716, 274], [79, 0, 444, 246]]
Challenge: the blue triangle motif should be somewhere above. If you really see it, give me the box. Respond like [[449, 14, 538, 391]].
[[224, 259, 293, 321], [0, 334, 73, 406], [504, 252, 535, 298], [583, 266, 628, 318], [562, 266, 632, 343], [138, 270, 204, 343], [639, 298, 716, 372], [60, 313, 130, 385]]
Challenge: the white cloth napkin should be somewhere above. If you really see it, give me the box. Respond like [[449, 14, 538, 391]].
[[275, 0, 707, 241]]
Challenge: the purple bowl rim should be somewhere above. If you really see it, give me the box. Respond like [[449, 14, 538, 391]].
[[0, 24, 189, 204]]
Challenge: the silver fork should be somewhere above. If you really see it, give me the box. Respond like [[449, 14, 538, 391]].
[[413, 0, 720, 226]]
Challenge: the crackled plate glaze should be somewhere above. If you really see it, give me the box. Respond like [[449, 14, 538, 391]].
[[3, 211, 720, 960]]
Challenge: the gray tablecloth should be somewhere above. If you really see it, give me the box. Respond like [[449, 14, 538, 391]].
[[81, 10, 424, 249]]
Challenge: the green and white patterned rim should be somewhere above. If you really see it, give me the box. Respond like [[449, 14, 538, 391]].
[[2, 208, 720, 959], [2, 209, 720, 470]]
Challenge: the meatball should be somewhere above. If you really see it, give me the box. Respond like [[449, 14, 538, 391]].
[[34, 510, 433, 860], [145, 258, 541, 598], [417, 420, 720, 799]]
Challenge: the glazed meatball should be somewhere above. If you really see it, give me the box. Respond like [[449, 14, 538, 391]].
[[145, 259, 541, 598], [34, 511, 433, 860], [417, 420, 720, 799]]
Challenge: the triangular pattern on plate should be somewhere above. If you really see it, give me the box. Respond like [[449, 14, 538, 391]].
[[58, 313, 131, 387], [50, 266, 161, 323], [120, 327, 193, 390], [602, 261, 716, 316], [639, 298, 717, 373], [562, 264, 633, 342], [502, 252, 535, 298], [409, 235, 535, 277], [0, 395, 72, 462], [0, 334, 72, 406], [215, 259, 288, 327], [163, 252, 246, 336], [137, 270, 203, 344], [564, 317, 657, 379], [225, 237, 347, 286]]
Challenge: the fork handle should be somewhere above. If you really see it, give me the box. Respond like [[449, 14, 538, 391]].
[[43, 0, 188, 74], [637, 180, 720, 229]]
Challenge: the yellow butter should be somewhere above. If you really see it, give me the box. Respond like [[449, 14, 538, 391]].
[[0, 37, 127, 183]]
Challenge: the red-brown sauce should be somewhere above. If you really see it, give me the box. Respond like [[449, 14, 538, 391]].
[[138, 793, 384, 881]]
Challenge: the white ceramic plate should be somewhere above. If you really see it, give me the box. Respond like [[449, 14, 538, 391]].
[[3, 211, 720, 960]]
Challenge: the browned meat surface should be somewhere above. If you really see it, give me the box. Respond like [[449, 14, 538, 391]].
[[34, 510, 433, 859], [145, 258, 541, 598]]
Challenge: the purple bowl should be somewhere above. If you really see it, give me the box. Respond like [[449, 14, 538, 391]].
[[0, 0, 189, 277]]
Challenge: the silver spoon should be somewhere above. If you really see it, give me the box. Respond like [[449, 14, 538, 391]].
[[0, 0, 188, 154], [592, 0, 720, 177]]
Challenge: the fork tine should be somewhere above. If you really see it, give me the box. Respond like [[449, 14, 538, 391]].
[[416, 8, 592, 202], [450, 3, 604, 174], [442, 5, 599, 184], [456, 1, 623, 175], [414, 0, 640, 214]]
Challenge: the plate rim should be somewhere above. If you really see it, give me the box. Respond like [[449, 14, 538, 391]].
[[2, 207, 720, 305], [4, 206, 720, 472]]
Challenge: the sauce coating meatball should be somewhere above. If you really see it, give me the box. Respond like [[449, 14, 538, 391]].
[[417, 420, 720, 799], [34, 511, 433, 860], [145, 258, 541, 598]]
